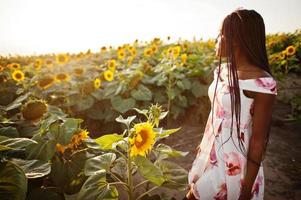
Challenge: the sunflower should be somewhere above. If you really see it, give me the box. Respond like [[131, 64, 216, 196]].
[[56, 143, 65, 154], [117, 49, 126, 60], [143, 48, 153, 57], [151, 44, 158, 53], [8, 63, 21, 70], [152, 37, 162, 45], [37, 75, 55, 89], [21, 99, 48, 121], [172, 46, 181, 59], [181, 53, 188, 63], [0, 65, 4, 72], [129, 122, 156, 157], [94, 78, 101, 89], [34, 59, 43, 70], [130, 48, 137, 57], [133, 39, 139, 46], [69, 129, 89, 150], [167, 47, 173, 55], [101, 46, 107, 53], [127, 46, 134, 51], [76, 52, 84, 60], [129, 71, 143, 90], [45, 58, 54, 68], [55, 129, 89, 154], [82, 81, 95, 95], [12, 70, 25, 82], [73, 67, 85, 77], [285, 45, 296, 56], [279, 51, 286, 60], [107, 59, 116, 71], [182, 43, 188, 51], [103, 70, 114, 81], [127, 56, 134, 66], [56, 53, 70, 64], [55, 73, 70, 82]]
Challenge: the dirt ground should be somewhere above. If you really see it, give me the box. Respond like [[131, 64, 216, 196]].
[[159, 100, 301, 200]]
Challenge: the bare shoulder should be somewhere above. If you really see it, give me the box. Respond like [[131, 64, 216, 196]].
[[237, 65, 272, 80], [238, 65, 274, 98]]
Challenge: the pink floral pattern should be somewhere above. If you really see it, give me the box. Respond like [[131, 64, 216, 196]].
[[255, 78, 277, 93], [224, 152, 243, 176], [209, 143, 218, 167], [214, 183, 227, 200], [188, 65, 276, 199], [252, 175, 263, 197]]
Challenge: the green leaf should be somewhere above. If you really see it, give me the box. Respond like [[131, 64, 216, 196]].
[[111, 96, 136, 113], [0, 160, 28, 200], [191, 81, 208, 97], [134, 155, 165, 186], [111, 157, 127, 180], [95, 134, 123, 150], [130, 84, 152, 101], [50, 118, 83, 145], [178, 95, 188, 108], [0, 144, 13, 152], [182, 78, 192, 90], [74, 96, 95, 111], [11, 159, 51, 179], [26, 134, 57, 161], [115, 115, 136, 128], [77, 170, 118, 200], [50, 151, 88, 192], [155, 127, 181, 140], [155, 144, 188, 160], [157, 160, 188, 190], [84, 153, 116, 176], [158, 111, 168, 120], [0, 126, 19, 138], [132, 108, 148, 117], [0, 137, 37, 149], [153, 90, 167, 103], [5, 92, 31, 111]]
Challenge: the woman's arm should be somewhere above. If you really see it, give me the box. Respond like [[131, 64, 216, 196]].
[[239, 91, 276, 199]]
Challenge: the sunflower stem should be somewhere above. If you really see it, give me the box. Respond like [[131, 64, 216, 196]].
[[127, 129, 134, 200]]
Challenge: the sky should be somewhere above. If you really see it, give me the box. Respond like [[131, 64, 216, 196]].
[[0, 0, 300, 56]]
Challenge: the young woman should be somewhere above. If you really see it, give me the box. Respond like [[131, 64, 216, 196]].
[[185, 9, 277, 200]]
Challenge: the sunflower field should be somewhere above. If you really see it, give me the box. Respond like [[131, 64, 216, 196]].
[[0, 29, 300, 200]]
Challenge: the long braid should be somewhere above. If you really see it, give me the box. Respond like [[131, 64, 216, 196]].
[[216, 9, 272, 166]]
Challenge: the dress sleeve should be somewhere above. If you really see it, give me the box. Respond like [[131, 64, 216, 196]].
[[239, 77, 277, 95]]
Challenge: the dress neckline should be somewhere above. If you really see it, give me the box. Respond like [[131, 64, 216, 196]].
[[238, 76, 274, 81], [218, 75, 274, 82], [216, 64, 274, 82]]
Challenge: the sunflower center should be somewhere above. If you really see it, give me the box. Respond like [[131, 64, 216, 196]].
[[134, 130, 147, 148], [15, 73, 22, 79]]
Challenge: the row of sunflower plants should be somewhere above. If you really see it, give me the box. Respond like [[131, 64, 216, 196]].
[[0, 90, 188, 199], [266, 29, 301, 120], [267, 29, 301, 78], [1, 30, 300, 127], [0, 37, 214, 135]]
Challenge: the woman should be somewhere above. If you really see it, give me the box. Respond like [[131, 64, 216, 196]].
[[185, 9, 277, 200]]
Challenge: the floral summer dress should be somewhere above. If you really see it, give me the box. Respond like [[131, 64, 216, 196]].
[[188, 64, 277, 200]]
